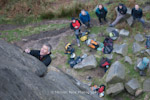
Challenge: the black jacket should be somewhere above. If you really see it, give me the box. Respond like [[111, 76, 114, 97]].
[[131, 8, 143, 18], [95, 7, 108, 18], [117, 4, 127, 15], [70, 19, 82, 30], [30, 50, 51, 67]]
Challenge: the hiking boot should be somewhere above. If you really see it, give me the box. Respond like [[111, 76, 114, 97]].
[[100, 22, 103, 25]]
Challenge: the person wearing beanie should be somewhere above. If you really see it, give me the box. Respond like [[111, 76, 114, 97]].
[[109, 3, 127, 27], [70, 18, 82, 47]]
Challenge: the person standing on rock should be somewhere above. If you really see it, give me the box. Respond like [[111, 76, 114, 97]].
[[24, 43, 52, 67], [109, 3, 127, 27], [70, 17, 82, 47], [79, 9, 91, 28], [131, 4, 145, 27], [95, 4, 108, 25]]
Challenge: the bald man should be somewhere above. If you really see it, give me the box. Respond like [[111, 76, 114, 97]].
[[79, 10, 91, 28], [131, 4, 145, 27]]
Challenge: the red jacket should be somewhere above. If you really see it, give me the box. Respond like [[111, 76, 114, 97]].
[[70, 19, 81, 30]]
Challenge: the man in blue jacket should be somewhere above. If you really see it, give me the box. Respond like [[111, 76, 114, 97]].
[[95, 4, 108, 25], [79, 10, 91, 28], [131, 4, 145, 27]]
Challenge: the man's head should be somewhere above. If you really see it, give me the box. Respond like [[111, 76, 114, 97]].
[[135, 4, 139, 10], [71, 17, 76, 23], [98, 4, 103, 10], [81, 10, 86, 15], [40, 43, 52, 56], [119, 3, 123, 9]]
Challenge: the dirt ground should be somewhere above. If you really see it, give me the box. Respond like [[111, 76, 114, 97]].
[[11, 19, 105, 84]]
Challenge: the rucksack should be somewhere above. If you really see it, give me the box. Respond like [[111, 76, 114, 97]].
[[137, 57, 149, 70], [109, 30, 119, 40], [65, 43, 75, 54], [80, 31, 89, 42], [145, 36, 150, 49], [103, 37, 113, 54], [68, 56, 83, 68], [86, 39, 99, 49], [99, 57, 111, 68]]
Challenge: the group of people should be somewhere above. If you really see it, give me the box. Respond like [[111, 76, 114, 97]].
[[23, 3, 146, 70], [70, 4, 146, 46]]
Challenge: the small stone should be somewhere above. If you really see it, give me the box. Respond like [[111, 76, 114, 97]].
[[124, 56, 132, 65], [134, 33, 144, 42], [133, 42, 142, 53], [119, 29, 130, 36], [135, 89, 143, 97], [106, 83, 124, 96]]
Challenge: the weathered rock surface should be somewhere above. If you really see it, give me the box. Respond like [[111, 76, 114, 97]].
[[113, 43, 128, 56], [74, 55, 97, 69], [124, 56, 132, 65], [106, 61, 125, 84], [133, 42, 142, 53], [134, 33, 144, 42], [119, 29, 130, 36], [143, 78, 150, 92], [106, 83, 124, 96], [125, 78, 140, 95], [0, 39, 101, 100]]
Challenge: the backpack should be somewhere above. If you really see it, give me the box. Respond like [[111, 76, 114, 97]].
[[109, 30, 119, 40], [99, 57, 111, 68], [103, 37, 113, 54], [146, 36, 150, 49], [68, 56, 83, 68], [98, 85, 106, 93], [137, 57, 149, 70], [80, 31, 89, 42], [65, 43, 75, 54], [86, 39, 99, 49]]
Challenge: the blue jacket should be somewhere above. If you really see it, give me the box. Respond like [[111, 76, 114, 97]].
[[79, 11, 90, 24]]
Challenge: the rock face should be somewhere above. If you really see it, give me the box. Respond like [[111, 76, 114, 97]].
[[0, 39, 101, 100], [119, 29, 130, 36], [106, 83, 124, 96], [74, 55, 97, 69], [106, 61, 125, 84], [125, 78, 140, 95], [143, 78, 150, 92], [113, 43, 128, 56], [124, 56, 132, 65], [133, 42, 142, 53], [134, 33, 144, 42]]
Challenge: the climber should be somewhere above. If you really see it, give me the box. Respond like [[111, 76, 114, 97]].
[[24, 43, 52, 67], [70, 17, 82, 47], [79, 9, 91, 28]]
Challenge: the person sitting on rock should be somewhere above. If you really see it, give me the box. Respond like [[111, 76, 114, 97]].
[[136, 57, 149, 76], [79, 9, 91, 28], [131, 4, 145, 27], [70, 17, 82, 47], [25, 43, 52, 67], [109, 3, 127, 27], [95, 4, 108, 25]]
